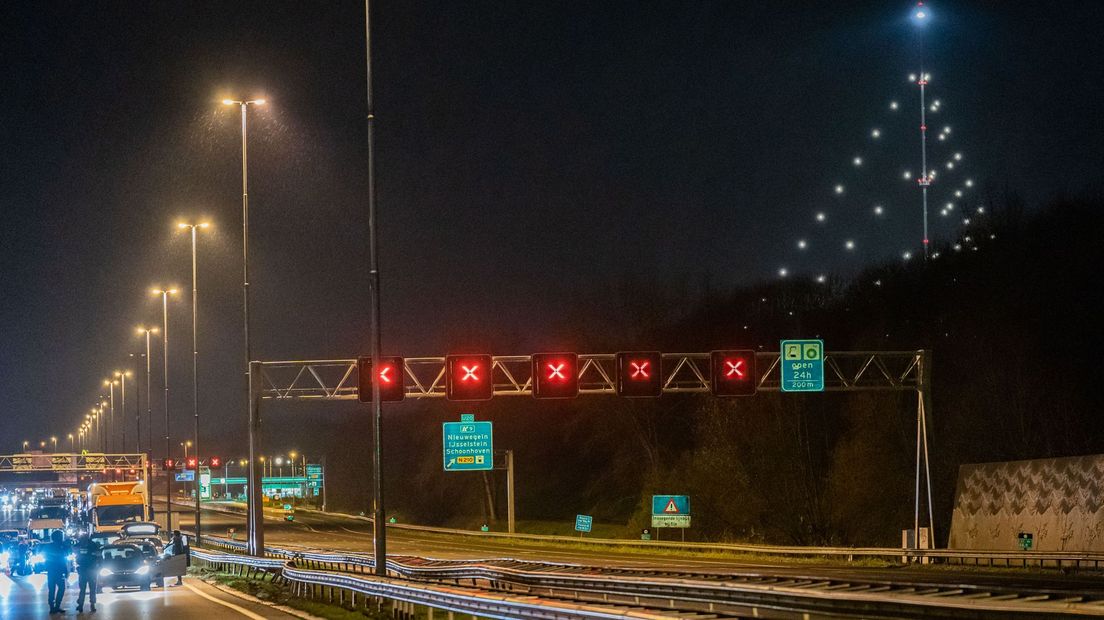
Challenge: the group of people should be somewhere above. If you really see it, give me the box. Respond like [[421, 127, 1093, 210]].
[[36, 529, 188, 615]]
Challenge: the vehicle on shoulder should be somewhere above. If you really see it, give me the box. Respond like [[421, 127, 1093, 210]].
[[97, 543, 161, 591]]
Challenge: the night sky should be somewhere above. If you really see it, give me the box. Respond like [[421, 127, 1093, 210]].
[[1, 2, 1101, 456]]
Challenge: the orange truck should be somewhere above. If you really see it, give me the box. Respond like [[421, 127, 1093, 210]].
[[88, 481, 149, 533]]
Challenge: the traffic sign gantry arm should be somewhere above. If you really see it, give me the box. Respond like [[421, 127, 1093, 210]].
[[259, 351, 926, 400]]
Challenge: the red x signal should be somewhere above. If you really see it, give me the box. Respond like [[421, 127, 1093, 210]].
[[710, 350, 757, 396], [532, 353, 578, 399], [446, 354, 494, 401], [616, 351, 662, 398]]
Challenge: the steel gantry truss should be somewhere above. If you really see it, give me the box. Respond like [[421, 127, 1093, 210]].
[[255, 351, 927, 399], [244, 350, 935, 566], [0, 453, 148, 473]]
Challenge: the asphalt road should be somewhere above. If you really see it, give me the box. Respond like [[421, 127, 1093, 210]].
[[9, 502, 1104, 599], [0, 572, 297, 620], [165, 501, 1104, 596]]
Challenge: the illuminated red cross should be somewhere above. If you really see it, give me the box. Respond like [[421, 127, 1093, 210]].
[[630, 360, 650, 379], [725, 359, 745, 379], [547, 363, 566, 380], [461, 364, 480, 382], [379, 366, 394, 383]]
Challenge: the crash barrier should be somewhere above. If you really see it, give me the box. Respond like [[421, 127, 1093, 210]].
[[191, 501, 1104, 569], [191, 541, 1104, 618], [192, 547, 696, 619]]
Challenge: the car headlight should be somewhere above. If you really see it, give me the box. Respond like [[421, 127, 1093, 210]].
[[136, 564, 150, 575], [99, 567, 112, 577]]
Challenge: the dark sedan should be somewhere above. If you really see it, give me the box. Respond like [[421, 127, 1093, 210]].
[[97, 544, 157, 591]]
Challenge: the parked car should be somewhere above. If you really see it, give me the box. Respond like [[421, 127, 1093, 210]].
[[90, 531, 121, 548], [119, 522, 161, 539]]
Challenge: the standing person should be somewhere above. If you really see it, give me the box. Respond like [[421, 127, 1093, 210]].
[[43, 530, 70, 614], [170, 530, 188, 585], [74, 532, 100, 613]]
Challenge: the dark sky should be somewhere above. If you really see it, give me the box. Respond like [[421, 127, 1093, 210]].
[[1, 1, 1101, 456]]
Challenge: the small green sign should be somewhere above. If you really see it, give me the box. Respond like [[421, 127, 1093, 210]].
[[780, 339, 825, 392], [1018, 532, 1033, 550]]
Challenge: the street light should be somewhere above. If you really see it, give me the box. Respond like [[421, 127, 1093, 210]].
[[104, 378, 119, 452], [22, 440, 29, 451], [177, 220, 210, 543], [68, 433, 74, 453], [152, 286, 179, 530], [136, 326, 159, 456], [115, 370, 132, 454], [223, 95, 266, 556], [50, 437, 57, 452]]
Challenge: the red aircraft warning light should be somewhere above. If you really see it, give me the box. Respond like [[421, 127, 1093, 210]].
[[446, 354, 495, 401], [710, 350, 757, 396], [532, 352, 579, 399], [357, 356, 406, 402], [616, 351, 663, 398]]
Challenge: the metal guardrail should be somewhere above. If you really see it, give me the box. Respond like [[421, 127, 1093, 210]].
[[192, 547, 714, 619], [192, 539, 1104, 618]]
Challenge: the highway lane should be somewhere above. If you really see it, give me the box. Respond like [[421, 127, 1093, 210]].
[[179, 503, 1104, 596], [0, 572, 298, 620]]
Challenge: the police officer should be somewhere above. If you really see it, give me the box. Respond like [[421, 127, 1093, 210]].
[[43, 530, 69, 614], [170, 530, 188, 585], [74, 531, 100, 613]]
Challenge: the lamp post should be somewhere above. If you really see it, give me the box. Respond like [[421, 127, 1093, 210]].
[[104, 378, 118, 453], [22, 440, 29, 452], [50, 436, 57, 452], [115, 371, 132, 455], [137, 327, 158, 456], [152, 287, 179, 530], [67, 434, 74, 453], [178, 220, 210, 544], [223, 95, 265, 556]]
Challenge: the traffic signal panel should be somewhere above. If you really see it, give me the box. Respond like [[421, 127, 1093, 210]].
[[616, 351, 663, 398], [358, 356, 405, 402], [186, 457, 198, 470], [710, 350, 757, 396], [532, 352, 579, 399], [208, 456, 222, 468], [161, 458, 177, 471], [446, 354, 494, 401]]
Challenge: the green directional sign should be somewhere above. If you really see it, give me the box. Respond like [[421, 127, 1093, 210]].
[[443, 415, 493, 471], [780, 339, 825, 392]]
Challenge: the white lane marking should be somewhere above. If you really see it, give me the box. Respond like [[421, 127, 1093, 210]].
[[183, 581, 269, 620]]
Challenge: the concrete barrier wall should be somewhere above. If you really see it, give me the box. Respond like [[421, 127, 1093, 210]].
[[949, 454, 1104, 551]]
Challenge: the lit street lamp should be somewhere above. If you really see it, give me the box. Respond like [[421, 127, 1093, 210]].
[[152, 286, 179, 530], [50, 436, 57, 452], [104, 378, 118, 452], [115, 370, 132, 454], [223, 96, 265, 555], [22, 440, 29, 451], [67, 434, 74, 452], [178, 219, 210, 544], [136, 326, 159, 455]]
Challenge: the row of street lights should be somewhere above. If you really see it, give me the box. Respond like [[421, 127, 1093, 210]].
[[61, 98, 264, 545]]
